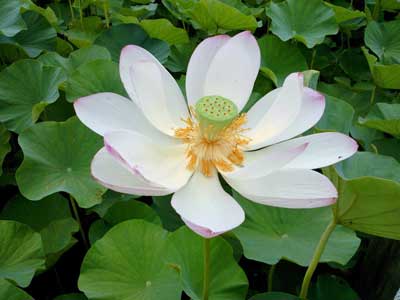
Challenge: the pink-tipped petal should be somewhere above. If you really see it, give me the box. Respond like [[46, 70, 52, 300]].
[[246, 72, 304, 149], [91, 148, 172, 196], [74, 92, 167, 140], [182, 218, 226, 238], [104, 130, 192, 191], [201, 31, 261, 111], [186, 34, 230, 107], [271, 132, 359, 170], [119, 45, 188, 136], [254, 87, 326, 147], [171, 171, 245, 234], [225, 169, 338, 208], [220, 142, 308, 179]]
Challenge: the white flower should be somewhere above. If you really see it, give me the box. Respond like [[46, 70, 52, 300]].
[[74, 31, 358, 238]]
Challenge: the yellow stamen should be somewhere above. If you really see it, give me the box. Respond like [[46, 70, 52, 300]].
[[174, 110, 250, 176]]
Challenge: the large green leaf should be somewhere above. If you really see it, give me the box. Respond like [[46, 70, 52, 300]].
[[323, 153, 400, 240], [65, 60, 126, 102], [95, 24, 170, 62], [65, 16, 104, 48], [258, 35, 308, 86], [79, 220, 181, 300], [233, 193, 360, 266], [0, 279, 33, 300], [362, 47, 400, 89], [0, 124, 11, 176], [325, 3, 365, 30], [266, 0, 338, 48], [336, 152, 400, 182], [140, 19, 189, 45], [167, 226, 248, 300], [0, 11, 57, 57], [0, 194, 79, 262], [308, 275, 359, 300], [89, 199, 162, 244], [16, 117, 106, 208], [0, 0, 26, 37], [365, 20, 400, 65], [104, 200, 161, 226], [0, 59, 64, 133], [162, 0, 258, 34], [38, 45, 112, 78], [358, 103, 400, 137], [0, 220, 45, 287], [316, 95, 354, 134]]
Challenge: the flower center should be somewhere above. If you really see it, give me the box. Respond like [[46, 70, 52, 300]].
[[175, 96, 250, 177]]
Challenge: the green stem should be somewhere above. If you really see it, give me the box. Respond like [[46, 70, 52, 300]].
[[310, 48, 317, 70], [299, 218, 337, 299], [372, 0, 381, 20], [202, 238, 211, 300], [69, 195, 89, 249], [370, 85, 376, 104], [103, 1, 110, 28], [78, 0, 84, 29], [268, 264, 276, 292], [68, 0, 75, 20]]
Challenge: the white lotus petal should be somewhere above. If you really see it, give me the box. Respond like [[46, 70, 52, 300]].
[[246, 73, 304, 149], [104, 130, 192, 190], [271, 133, 359, 170], [171, 171, 245, 233], [74, 92, 167, 141], [203, 31, 261, 111], [186, 34, 230, 106], [119, 45, 188, 135], [91, 148, 172, 196], [225, 169, 337, 208]]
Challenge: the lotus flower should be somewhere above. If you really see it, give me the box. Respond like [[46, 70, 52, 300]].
[[74, 31, 357, 238]]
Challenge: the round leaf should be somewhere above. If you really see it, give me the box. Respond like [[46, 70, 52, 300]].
[[258, 35, 308, 86], [308, 275, 359, 300], [79, 220, 181, 300], [266, 0, 338, 48], [365, 20, 400, 65], [0, 11, 57, 57], [233, 193, 360, 266], [0, 59, 64, 133], [95, 24, 170, 62], [65, 60, 126, 102], [16, 117, 106, 208], [0, 279, 33, 300], [167, 226, 248, 300], [0, 220, 45, 287], [0, 0, 26, 37], [0, 194, 79, 259]]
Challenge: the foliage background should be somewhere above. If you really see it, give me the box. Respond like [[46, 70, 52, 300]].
[[0, 0, 399, 299]]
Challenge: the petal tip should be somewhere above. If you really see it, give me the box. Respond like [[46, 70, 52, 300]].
[[182, 218, 225, 238]]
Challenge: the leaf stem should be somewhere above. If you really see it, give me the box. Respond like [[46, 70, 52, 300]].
[[78, 0, 84, 29], [370, 85, 376, 104], [372, 0, 381, 20], [310, 48, 317, 70], [268, 264, 276, 292], [299, 218, 337, 299], [68, 0, 75, 20], [202, 238, 211, 300], [69, 195, 89, 250], [103, 1, 110, 28]]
